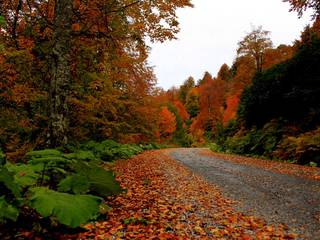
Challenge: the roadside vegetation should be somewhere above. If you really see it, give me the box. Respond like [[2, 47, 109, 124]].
[[0, 140, 164, 238]]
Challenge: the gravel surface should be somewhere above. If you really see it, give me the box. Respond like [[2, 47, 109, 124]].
[[169, 148, 320, 239]]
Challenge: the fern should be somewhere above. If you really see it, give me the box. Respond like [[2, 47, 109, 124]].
[[0, 196, 19, 222], [29, 187, 102, 227]]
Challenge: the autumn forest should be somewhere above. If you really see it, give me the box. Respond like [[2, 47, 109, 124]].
[[0, 0, 319, 239]]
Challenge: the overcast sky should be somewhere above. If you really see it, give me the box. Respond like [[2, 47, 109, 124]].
[[148, 0, 312, 90]]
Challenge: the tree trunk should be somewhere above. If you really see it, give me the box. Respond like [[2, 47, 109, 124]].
[[255, 54, 263, 73], [48, 0, 72, 147]]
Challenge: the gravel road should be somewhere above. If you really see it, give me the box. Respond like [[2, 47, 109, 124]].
[[169, 148, 320, 239]]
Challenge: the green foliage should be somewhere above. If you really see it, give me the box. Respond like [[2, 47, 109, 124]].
[[74, 161, 123, 197], [238, 36, 320, 128], [310, 162, 318, 167], [0, 149, 5, 166], [185, 91, 200, 118], [226, 128, 279, 156], [208, 143, 224, 153], [82, 140, 143, 162], [0, 167, 21, 198], [0, 16, 6, 27], [167, 104, 192, 147], [140, 144, 157, 150], [179, 77, 195, 104], [213, 121, 282, 158], [140, 143, 164, 150], [214, 121, 238, 146], [5, 163, 41, 188], [26, 149, 63, 159], [0, 197, 19, 223], [26, 149, 70, 167], [58, 174, 90, 194], [64, 150, 97, 162], [27, 152, 69, 188], [29, 187, 101, 227], [274, 127, 320, 165], [0, 139, 146, 230]]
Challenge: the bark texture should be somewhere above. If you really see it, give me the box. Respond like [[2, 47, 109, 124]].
[[48, 0, 72, 147]]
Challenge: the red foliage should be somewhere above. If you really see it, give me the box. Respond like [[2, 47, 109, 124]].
[[159, 107, 176, 139], [223, 94, 240, 124], [190, 73, 225, 135], [173, 100, 189, 122]]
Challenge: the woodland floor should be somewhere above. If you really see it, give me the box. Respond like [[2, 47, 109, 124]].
[[78, 149, 320, 240]]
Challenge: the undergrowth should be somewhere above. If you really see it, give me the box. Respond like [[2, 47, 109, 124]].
[[0, 140, 163, 238]]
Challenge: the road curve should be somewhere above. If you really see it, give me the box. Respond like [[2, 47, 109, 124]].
[[169, 148, 320, 239]]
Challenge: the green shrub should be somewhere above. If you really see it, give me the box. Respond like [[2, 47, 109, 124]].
[[0, 149, 5, 166], [218, 121, 282, 157], [274, 128, 320, 165], [6, 163, 42, 188], [0, 138, 147, 232], [208, 143, 224, 153], [81, 140, 144, 162], [238, 36, 320, 128], [0, 196, 19, 223]]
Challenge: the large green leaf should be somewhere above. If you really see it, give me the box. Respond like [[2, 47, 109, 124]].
[[26, 149, 62, 159], [27, 149, 71, 166], [29, 187, 101, 227], [28, 156, 69, 165], [6, 163, 42, 188], [0, 16, 5, 27], [0, 167, 21, 197], [64, 150, 97, 162], [0, 149, 5, 166], [0, 196, 19, 222], [75, 162, 122, 197], [58, 174, 90, 194]]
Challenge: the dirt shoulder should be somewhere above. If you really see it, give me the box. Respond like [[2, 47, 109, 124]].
[[200, 149, 320, 180]]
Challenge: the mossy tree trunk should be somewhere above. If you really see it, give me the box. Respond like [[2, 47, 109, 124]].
[[48, 0, 72, 147]]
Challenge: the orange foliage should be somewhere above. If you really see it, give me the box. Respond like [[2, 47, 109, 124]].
[[159, 107, 176, 139], [223, 95, 240, 124], [263, 45, 294, 70], [173, 100, 189, 122], [190, 72, 225, 135], [78, 150, 299, 239]]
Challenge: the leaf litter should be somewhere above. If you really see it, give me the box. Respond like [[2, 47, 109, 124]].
[[78, 150, 299, 239]]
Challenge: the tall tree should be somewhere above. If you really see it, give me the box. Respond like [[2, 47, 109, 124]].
[[0, 0, 193, 147], [159, 106, 176, 139], [185, 88, 200, 118], [217, 64, 232, 82], [237, 26, 273, 72], [49, 0, 72, 146], [179, 76, 195, 104]]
